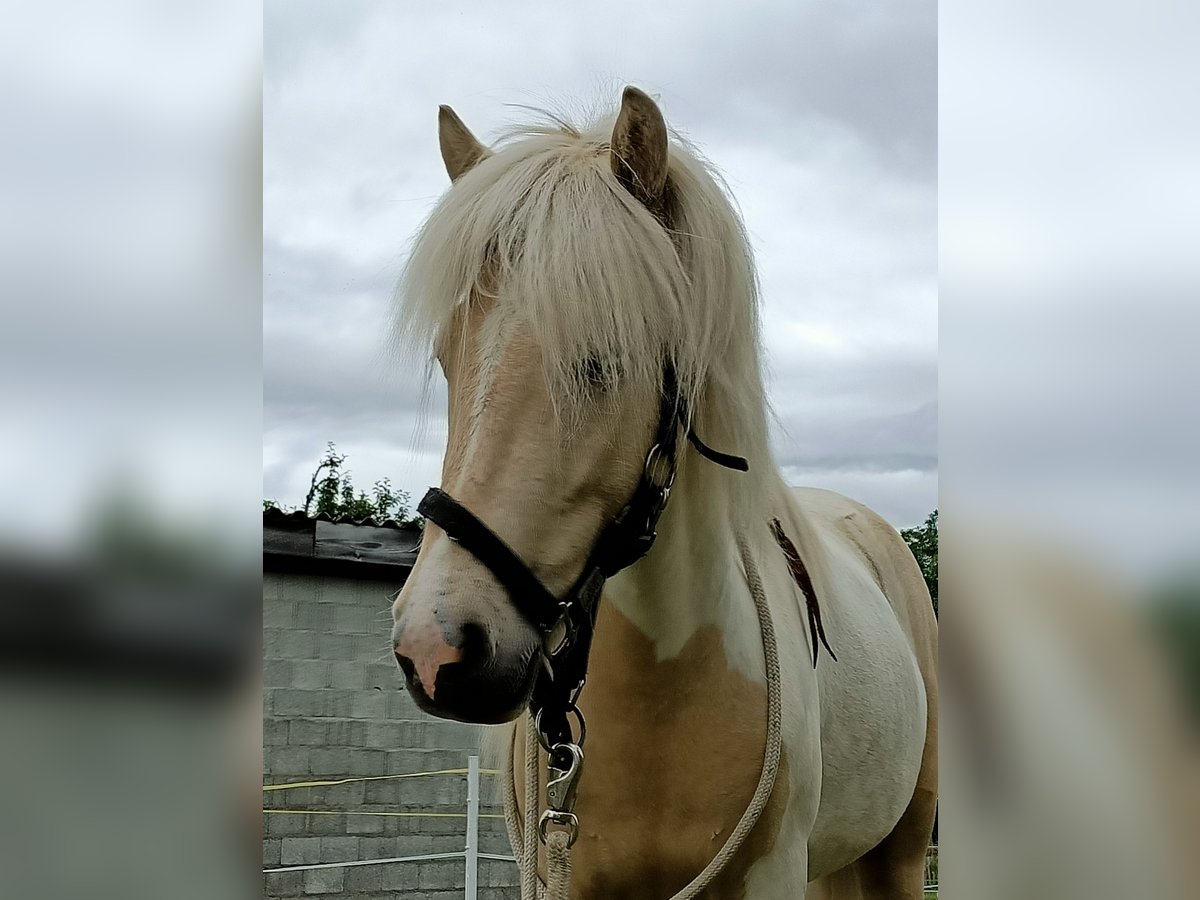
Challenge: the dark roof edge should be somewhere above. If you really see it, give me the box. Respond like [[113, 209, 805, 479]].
[[263, 507, 418, 531], [263, 511, 422, 575]]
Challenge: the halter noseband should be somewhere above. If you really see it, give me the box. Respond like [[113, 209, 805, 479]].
[[416, 364, 748, 752]]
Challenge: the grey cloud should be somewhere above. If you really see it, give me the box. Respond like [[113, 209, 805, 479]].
[[264, 0, 375, 82], [263, 236, 437, 432], [666, 1, 936, 179], [775, 400, 938, 474]]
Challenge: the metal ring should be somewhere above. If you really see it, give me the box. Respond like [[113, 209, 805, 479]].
[[538, 810, 580, 847], [643, 443, 677, 490], [534, 707, 553, 753], [533, 705, 587, 754]]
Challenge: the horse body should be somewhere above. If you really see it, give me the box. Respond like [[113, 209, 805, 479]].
[[391, 87, 936, 898], [517, 475, 936, 898], [790, 488, 937, 895]]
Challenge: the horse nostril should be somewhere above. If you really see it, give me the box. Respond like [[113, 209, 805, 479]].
[[392, 627, 465, 701], [459, 621, 491, 664]]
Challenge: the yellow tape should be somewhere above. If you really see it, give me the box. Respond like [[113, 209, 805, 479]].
[[263, 767, 499, 792], [263, 809, 505, 819]]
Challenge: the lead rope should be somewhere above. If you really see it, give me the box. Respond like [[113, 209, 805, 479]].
[[503, 530, 783, 899], [522, 714, 539, 900]]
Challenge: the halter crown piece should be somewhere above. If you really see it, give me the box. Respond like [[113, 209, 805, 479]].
[[416, 364, 749, 784]]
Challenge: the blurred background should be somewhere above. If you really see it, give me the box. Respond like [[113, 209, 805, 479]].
[[0, 0, 1196, 898], [941, 0, 1200, 895], [0, 1, 260, 898]]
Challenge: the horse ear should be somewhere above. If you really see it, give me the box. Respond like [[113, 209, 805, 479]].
[[438, 105, 489, 182], [610, 86, 669, 205]]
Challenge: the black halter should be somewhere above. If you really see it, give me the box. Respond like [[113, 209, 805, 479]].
[[417, 365, 748, 752]]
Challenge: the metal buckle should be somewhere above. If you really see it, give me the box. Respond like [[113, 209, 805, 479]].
[[543, 601, 577, 658]]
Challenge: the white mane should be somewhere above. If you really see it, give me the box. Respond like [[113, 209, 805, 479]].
[[396, 108, 776, 519]]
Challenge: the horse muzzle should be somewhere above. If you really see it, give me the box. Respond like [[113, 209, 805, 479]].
[[392, 615, 539, 724]]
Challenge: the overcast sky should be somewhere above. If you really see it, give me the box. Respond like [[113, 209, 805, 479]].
[[263, 0, 937, 528]]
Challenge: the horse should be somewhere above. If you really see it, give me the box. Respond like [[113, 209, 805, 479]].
[[389, 86, 937, 899]]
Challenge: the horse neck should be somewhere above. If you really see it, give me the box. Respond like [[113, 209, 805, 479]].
[[603, 451, 774, 676]]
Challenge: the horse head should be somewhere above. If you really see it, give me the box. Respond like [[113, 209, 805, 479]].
[[391, 88, 677, 723]]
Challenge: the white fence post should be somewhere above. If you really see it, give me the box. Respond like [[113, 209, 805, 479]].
[[465, 755, 480, 900]]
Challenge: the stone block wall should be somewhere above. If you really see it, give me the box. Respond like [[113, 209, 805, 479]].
[[263, 571, 519, 899]]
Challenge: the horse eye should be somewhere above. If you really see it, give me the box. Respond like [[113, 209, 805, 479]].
[[579, 355, 613, 389]]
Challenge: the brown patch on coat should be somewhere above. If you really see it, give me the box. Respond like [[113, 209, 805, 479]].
[[515, 603, 790, 900]]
